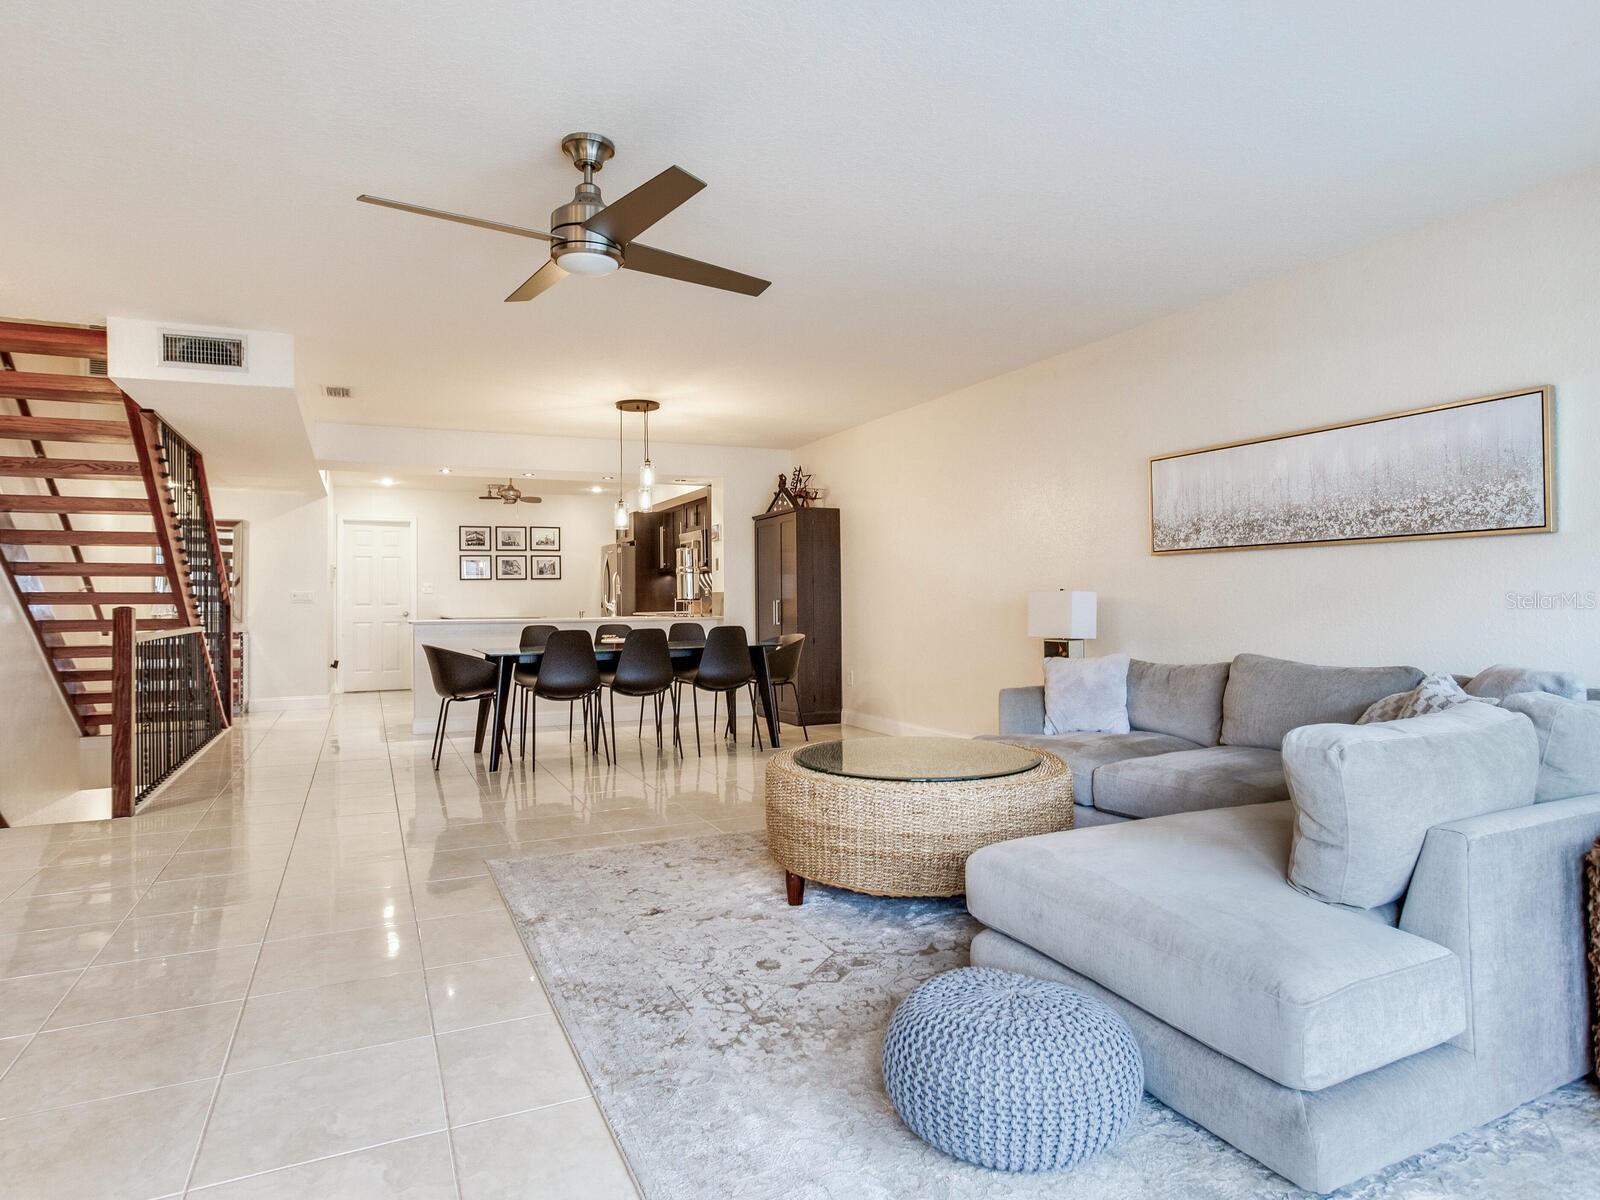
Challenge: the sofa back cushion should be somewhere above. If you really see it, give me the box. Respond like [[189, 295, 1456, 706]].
[[1284, 703, 1539, 909], [1127, 660, 1230, 746], [1499, 693, 1600, 803], [1463, 663, 1587, 701], [1220, 654, 1425, 749]]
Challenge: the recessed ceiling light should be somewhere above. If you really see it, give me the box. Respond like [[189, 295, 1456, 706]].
[[589, 485, 604, 493], [521, 472, 535, 478], [601, 475, 615, 481], [438, 467, 451, 475], [378, 477, 396, 487]]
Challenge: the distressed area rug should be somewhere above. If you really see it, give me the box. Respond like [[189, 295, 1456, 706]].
[[489, 833, 1600, 1200]]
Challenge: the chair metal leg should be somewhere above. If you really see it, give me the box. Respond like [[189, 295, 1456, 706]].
[[788, 682, 808, 741], [609, 689, 619, 762], [692, 686, 701, 756], [432, 697, 450, 770], [530, 692, 537, 764], [748, 683, 765, 750], [594, 690, 612, 765]]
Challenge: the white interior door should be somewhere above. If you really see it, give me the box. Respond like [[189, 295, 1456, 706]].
[[341, 520, 413, 692]]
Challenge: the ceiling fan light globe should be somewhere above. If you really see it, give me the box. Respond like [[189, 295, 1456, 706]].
[[557, 249, 621, 276]]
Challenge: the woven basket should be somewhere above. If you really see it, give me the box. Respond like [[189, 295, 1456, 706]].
[[764, 745, 1073, 898], [1587, 838, 1600, 1080]]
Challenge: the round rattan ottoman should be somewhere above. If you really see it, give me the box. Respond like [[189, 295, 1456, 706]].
[[765, 737, 1073, 904]]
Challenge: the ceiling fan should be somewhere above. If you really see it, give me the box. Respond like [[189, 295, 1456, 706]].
[[358, 132, 771, 303], [478, 479, 542, 505]]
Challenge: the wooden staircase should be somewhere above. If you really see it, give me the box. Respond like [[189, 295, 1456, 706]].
[[0, 319, 230, 736]]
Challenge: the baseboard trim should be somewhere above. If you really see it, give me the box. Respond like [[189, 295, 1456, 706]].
[[840, 709, 971, 738], [249, 693, 333, 712]]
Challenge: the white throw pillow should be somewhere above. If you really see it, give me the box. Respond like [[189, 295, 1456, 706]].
[[1043, 654, 1131, 736], [1284, 703, 1538, 910]]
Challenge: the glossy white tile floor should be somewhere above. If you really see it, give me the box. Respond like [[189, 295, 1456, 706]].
[[0, 691, 849, 1198]]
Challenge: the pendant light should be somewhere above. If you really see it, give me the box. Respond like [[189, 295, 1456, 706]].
[[615, 398, 661, 515], [612, 408, 628, 531]]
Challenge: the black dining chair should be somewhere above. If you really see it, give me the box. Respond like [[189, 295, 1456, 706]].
[[530, 629, 610, 765], [422, 645, 508, 770], [689, 625, 763, 755], [603, 628, 679, 758], [667, 621, 706, 703], [766, 633, 809, 741], [514, 624, 559, 758]]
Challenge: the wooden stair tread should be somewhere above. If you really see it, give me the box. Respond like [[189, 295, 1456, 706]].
[[0, 530, 159, 546], [0, 457, 142, 478], [0, 416, 132, 444], [8, 562, 166, 577], [0, 495, 152, 514], [49, 645, 115, 658], [59, 670, 114, 683], [0, 373, 123, 405], [38, 618, 185, 633], [29, 591, 172, 606], [0, 321, 107, 359]]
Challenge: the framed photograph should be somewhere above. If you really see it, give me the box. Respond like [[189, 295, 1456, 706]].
[[495, 555, 528, 580], [529, 525, 561, 551], [529, 554, 562, 580], [494, 525, 528, 552], [458, 525, 491, 552], [1150, 387, 1553, 555], [459, 554, 492, 580]]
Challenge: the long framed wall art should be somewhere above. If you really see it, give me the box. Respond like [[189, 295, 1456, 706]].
[[1149, 386, 1553, 555]]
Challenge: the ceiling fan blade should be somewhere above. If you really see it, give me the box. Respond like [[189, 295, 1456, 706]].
[[505, 261, 566, 302], [357, 195, 555, 242], [583, 166, 705, 245], [521, 496, 543, 504], [622, 242, 771, 296]]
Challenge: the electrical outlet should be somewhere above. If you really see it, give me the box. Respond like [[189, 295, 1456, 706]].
[[290, 590, 313, 605], [847, 669, 856, 687], [421, 582, 434, 596]]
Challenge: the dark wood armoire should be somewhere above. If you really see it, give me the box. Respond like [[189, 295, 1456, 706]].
[[753, 506, 841, 725]]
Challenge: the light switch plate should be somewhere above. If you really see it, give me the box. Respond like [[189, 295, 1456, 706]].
[[421, 583, 434, 595]]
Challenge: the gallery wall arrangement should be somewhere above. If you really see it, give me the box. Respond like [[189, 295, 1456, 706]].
[[459, 526, 562, 580], [1149, 387, 1553, 554]]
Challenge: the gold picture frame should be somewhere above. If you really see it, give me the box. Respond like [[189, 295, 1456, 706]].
[[1149, 386, 1555, 555]]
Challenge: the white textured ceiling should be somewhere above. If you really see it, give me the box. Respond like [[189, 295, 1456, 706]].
[[3, 2, 1599, 449]]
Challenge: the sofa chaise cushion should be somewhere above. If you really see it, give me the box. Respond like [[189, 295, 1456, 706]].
[[1127, 659, 1230, 746], [1220, 654, 1425, 750], [976, 731, 1199, 808], [1284, 704, 1539, 909], [964, 803, 1467, 1092], [1091, 745, 1288, 819]]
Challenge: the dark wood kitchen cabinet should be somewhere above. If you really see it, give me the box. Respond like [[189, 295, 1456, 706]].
[[753, 507, 840, 725]]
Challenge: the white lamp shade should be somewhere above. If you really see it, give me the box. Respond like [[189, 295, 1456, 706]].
[[1028, 590, 1097, 639]]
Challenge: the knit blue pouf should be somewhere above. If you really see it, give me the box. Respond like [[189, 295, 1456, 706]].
[[882, 967, 1144, 1173]]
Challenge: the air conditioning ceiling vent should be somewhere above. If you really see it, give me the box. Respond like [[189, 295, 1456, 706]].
[[323, 385, 353, 398], [161, 331, 246, 369]]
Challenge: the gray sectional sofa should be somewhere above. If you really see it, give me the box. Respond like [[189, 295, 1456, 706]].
[[988, 653, 1426, 825], [969, 654, 1600, 1193]]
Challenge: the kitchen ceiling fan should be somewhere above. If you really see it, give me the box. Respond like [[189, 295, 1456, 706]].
[[358, 132, 771, 303], [479, 479, 542, 505]]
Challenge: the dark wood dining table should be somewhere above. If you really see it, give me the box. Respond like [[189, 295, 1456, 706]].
[[471, 637, 783, 771]]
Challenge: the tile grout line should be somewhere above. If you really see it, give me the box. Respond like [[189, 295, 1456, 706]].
[[387, 688, 469, 1200], [177, 707, 323, 1198]]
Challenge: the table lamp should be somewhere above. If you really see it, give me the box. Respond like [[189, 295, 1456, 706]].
[[1027, 590, 1097, 658]]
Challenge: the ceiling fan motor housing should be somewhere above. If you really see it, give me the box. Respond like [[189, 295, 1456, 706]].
[[550, 182, 623, 271]]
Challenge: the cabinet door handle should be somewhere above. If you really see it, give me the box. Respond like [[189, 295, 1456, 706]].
[[772, 598, 780, 629]]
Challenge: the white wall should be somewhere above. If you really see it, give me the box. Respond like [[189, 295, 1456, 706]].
[[211, 487, 333, 709], [802, 169, 1600, 736], [330, 487, 616, 619], [0, 578, 86, 824]]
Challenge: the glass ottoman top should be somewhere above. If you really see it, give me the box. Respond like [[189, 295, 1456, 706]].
[[792, 737, 1042, 783]]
